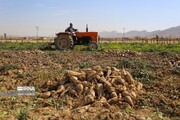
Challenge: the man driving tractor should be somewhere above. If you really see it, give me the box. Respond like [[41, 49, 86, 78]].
[[65, 23, 78, 34], [65, 23, 78, 43]]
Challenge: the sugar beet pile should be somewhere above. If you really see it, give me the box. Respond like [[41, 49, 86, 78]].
[[39, 66, 143, 108]]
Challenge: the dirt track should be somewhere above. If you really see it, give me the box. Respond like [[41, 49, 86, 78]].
[[0, 50, 179, 119]]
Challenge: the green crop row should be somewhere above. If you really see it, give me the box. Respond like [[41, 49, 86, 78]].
[[98, 43, 180, 52], [0, 42, 179, 52]]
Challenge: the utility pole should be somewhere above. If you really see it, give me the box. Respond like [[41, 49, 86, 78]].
[[122, 27, 125, 41], [4, 33, 7, 40], [36, 26, 39, 39]]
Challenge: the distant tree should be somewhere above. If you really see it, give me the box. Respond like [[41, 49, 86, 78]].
[[4, 33, 6, 40], [156, 35, 159, 43], [134, 36, 141, 40]]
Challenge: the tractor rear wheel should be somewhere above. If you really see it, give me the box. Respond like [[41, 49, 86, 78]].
[[87, 41, 98, 51], [55, 34, 73, 50]]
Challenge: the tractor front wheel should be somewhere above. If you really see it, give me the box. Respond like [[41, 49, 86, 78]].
[[87, 41, 98, 51]]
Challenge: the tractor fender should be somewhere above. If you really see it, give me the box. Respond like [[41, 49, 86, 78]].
[[56, 32, 71, 36]]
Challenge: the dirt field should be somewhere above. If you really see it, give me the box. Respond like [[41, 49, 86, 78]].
[[0, 50, 179, 120]]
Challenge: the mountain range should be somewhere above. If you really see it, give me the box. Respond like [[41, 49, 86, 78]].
[[99, 25, 180, 38]]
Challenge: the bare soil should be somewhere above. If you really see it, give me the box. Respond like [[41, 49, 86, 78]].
[[0, 50, 179, 120]]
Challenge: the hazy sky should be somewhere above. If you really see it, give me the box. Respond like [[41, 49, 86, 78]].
[[0, 0, 180, 36]]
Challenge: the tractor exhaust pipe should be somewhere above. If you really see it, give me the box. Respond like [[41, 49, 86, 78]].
[[86, 24, 88, 32]]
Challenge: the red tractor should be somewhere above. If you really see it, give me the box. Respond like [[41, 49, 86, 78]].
[[50, 25, 98, 50]]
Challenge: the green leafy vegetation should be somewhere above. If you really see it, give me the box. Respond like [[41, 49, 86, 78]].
[[48, 98, 64, 110], [115, 59, 156, 84], [17, 107, 29, 120], [79, 62, 91, 68], [131, 70, 156, 84], [0, 42, 179, 52], [0, 63, 18, 72], [98, 43, 180, 52], [115, 59, 148, 69], [147, 111, 170, 120]]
